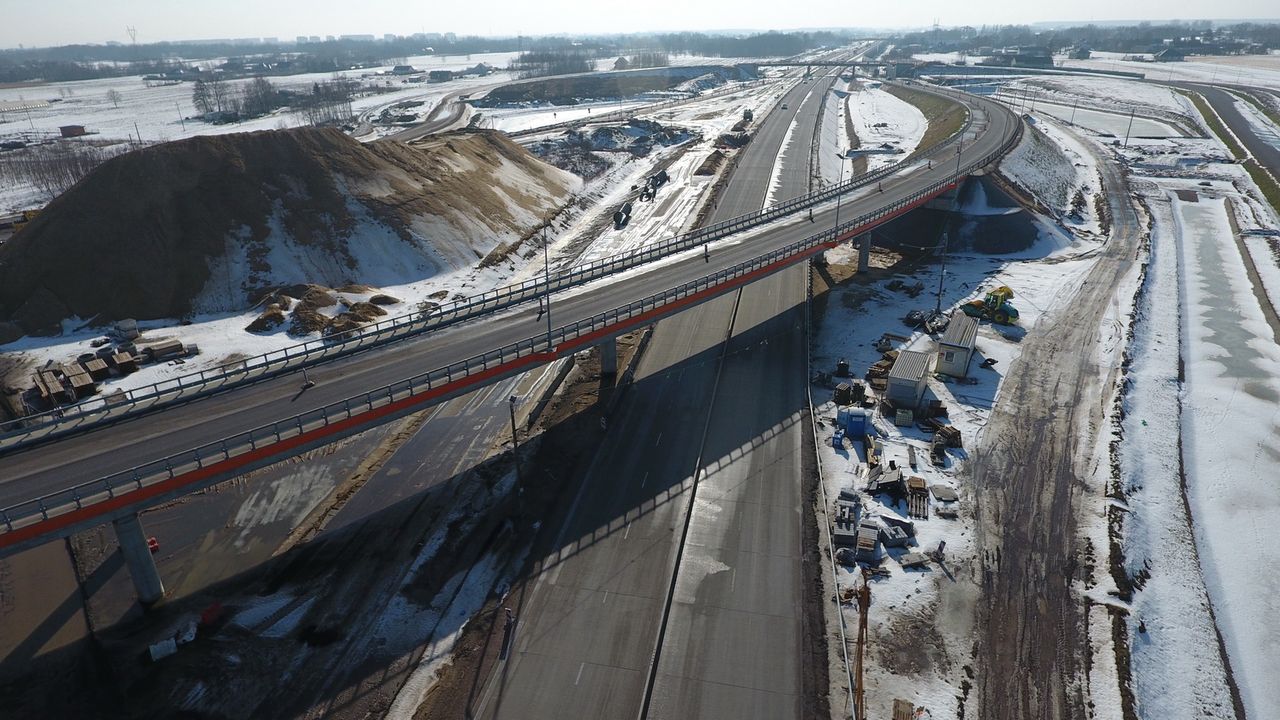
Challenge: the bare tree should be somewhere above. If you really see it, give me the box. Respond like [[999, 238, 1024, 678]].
[[192, 79, 213, 114], [240, 76, 279, 118], [105, 89, 122, 108]]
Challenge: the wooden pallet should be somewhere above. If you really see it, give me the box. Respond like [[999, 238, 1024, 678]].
[[907, 489, 929, 520]]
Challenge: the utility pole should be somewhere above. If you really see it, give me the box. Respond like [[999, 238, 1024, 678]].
[[934, 230, 949, 315], [176, 103, 185, 131], [853, 569, 871, 720], [1069, 99, 1078, 125], [1122, 107, 1136, 147], [508, 395, 522, 485], [955, 134, 964, 176]]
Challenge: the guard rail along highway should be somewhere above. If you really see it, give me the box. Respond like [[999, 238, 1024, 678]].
[[0, 103, 1022, 555], [0, 82, 981, 454]]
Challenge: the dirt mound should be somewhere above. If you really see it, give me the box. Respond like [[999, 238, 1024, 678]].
[[0, 127, 576, 336]]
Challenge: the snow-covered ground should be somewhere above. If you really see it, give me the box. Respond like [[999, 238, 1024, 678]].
[[812, 212, 1110, 718], [1061, 53, 1280, 90], [1095, 89, 1280, 715], [842, 85, 927, 171]]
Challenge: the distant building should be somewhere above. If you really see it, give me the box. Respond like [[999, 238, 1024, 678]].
[[391, 65, 418, 75], [340, 34, 376, 42], [1154, 48, 1186, 62], [296, 36, 309, 44], [1067, 45, 1092, 60], [58, 125, 87, 138], [987, 45, 1053, 68], [428, 70, 454, 82]]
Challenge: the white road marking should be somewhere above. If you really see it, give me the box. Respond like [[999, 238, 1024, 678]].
[[655, 432, 663, 447], [602, 590, 609, 604], [575, 662, 585, 685], [640, 471, 649, 488], [623, 521, 631, 540]]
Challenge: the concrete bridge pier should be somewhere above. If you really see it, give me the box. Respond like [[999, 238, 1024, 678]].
[[113, 513, 164, 605], [858, 234, 871, 273], [598, 338, 618, 379]]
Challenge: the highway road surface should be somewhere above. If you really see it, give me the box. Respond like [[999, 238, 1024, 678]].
[[1, 81, 1017, 548], [1176, 82, 1280, 174], [474, 66, 835, 720]]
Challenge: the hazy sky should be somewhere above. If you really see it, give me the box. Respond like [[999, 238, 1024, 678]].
[[4, 0, 1278, 48]]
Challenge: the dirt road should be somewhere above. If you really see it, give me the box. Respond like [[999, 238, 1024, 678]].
[[971, 141, 1140, 717]]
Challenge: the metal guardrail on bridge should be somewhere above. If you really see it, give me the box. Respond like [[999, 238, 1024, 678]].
[[0, 109, 1023, 551], [0, 84, 987, 454]]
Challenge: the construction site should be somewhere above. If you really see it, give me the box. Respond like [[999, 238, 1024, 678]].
[[1, 19, 1279, 720]]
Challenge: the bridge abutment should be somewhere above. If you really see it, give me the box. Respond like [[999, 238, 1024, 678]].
[[113, 513, 164, 605]]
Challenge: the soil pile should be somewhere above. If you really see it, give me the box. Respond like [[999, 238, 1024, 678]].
[[0, 127, 577, 335]]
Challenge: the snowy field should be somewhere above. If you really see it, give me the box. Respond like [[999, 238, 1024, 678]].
[[1018, 98, 1182, 138], [842, 85, 927, 171], [1061, 52, 1280, 90]]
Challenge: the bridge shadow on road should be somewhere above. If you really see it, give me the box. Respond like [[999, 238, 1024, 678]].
[[0, 297, 815, 719]]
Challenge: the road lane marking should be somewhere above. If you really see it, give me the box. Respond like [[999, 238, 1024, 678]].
[[575, 662, 585, 685], [624, 521, 631, 540], [655, 432, 663, 447], [641, 471, 649, 488], [603, 590, 609, 604]]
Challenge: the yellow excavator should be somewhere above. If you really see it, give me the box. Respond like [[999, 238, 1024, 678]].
[[961, 285, 1020, 325]]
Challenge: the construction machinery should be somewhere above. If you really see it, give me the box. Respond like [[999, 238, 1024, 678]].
[[961, 285, 1019, 325]]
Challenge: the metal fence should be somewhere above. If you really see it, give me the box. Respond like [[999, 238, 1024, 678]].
[[0, 111, 1022, 539], [0, 85, 994, 451]]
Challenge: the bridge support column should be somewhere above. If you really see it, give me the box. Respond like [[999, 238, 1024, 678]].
[[113, 513, 164, 605], [858, 234, 871, 273], [599, 339, 618, 378]]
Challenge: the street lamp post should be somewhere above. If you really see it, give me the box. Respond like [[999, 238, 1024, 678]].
[[542, 225, 553, 350], [955, 135, 964, 176], [508, 395, 522, 485]]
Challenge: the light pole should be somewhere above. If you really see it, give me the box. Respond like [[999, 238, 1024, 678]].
[[833, 149, 853, 238], [508, 395, 522, 485], [542, 225, 553, 350], [1122, 107, 1136, 148], [955, 134, 964, 176]]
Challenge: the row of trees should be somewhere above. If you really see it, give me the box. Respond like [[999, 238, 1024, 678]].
[[510, 51, 595, 79], [614, 52, 670, 70], [0, 141, 124, 198], [889, 22, 1280, 55], [191, 76, 283, 118]]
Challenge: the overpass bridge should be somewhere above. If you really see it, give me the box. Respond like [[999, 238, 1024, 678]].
[[0, 86, 1021, 603]]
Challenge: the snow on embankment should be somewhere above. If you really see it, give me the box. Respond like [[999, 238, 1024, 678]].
[[999, 120, 1104, 234], [0, 127, 578, 336]]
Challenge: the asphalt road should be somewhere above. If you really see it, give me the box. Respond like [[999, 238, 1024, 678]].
[[1, 83, 1016, 534], [473, 68, 830, 720], [971, 128, 1140, 719], [1176, 82, 1280, 174]]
